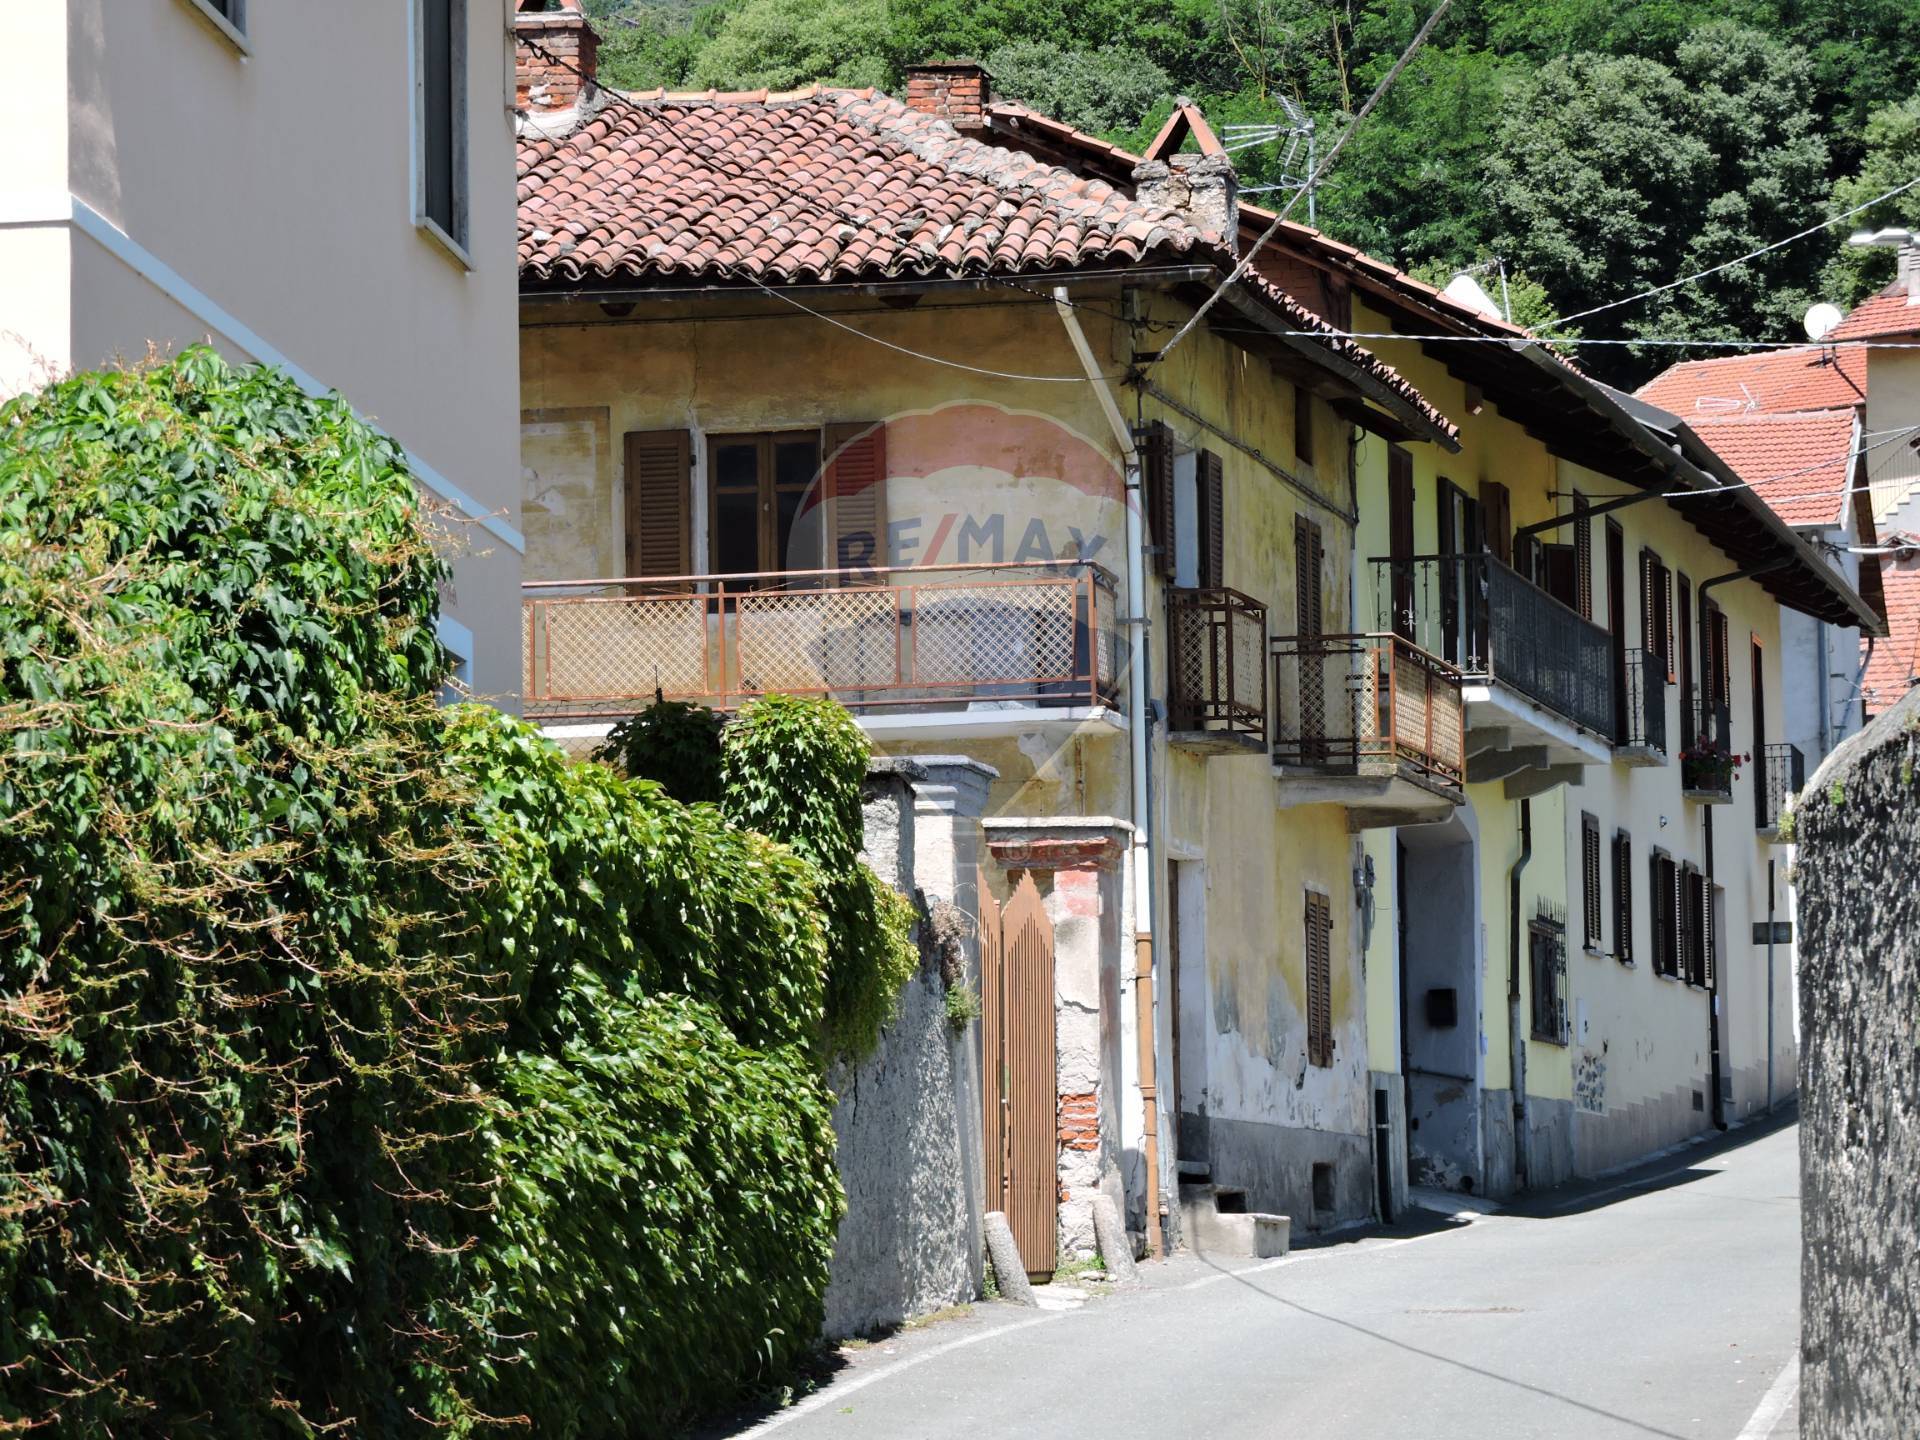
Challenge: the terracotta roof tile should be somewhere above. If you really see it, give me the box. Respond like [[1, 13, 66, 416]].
[[1637, 347, 1867, 417], [1863, 550, 1920, 715], [1829, 284, 1920, 342], [1685, 410, 1858, 527], [519, 88, 1215, 285]]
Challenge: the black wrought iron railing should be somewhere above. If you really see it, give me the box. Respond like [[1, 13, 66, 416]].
[[1758, 742, 1805, 833], [1619, 647, 1667, 755], [1681, 685, 1735, 797], [1372, 553, 1615, 739], [1168, 587, 1268, 738]]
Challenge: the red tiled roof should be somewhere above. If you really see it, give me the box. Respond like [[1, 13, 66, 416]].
[[1685, 410, 1858, 527], [1863, 549, 1920, 715], [1829, 284, 1920, 342], [1637, 347, 1867, 417], [518, 88, 1214, 286]]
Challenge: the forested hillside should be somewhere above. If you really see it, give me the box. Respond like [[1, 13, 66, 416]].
[[578, 0, 1920, 381]]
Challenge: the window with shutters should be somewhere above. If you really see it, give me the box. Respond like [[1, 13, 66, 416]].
[[708, 431, 822, 577], [1293, 386, 1314, 468], [624, 430, 692, 577], [1139, 422, 1176, 578], [823, 422, 889, 575], [1678, 573, 1696, 749], [1387, 447, 1415, 638], [1294, 516, 1324, 638], [1640, 550, 1673, 682], [1197, 450, 1225, 589], [415, 0, 469, 258], [1581, 812, 1603, 953], [1679, 863, 1705, 987], [1650, 849, 1678, 978], [1481, 480, 1513, 566], [1612, 830, 1633, 965], [1304, 890, 1334, 1067]]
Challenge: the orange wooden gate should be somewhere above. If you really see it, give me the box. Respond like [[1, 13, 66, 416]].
[[979, 872, 1058, 1277]]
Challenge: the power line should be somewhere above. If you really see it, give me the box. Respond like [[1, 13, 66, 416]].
[[1145, 0, 1454, 370], [1540, 173, 1920, 332], [1209, 328, 1920, 351]]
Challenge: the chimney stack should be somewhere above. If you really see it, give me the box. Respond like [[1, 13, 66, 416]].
[[516, 0, 600, 114], [903, 62, 991, 133], [1133, 152, 1239, 253], [1902, 243, 1919, 305]]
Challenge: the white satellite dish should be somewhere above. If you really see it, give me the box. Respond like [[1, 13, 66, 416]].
[[1804, 302, 1844, 342]]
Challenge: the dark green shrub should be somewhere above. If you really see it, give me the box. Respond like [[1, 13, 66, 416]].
[[596, 695, 726, 803], [0, 350, 493, 1434], [450, 706, 829, 1053], [474, 980, 842, 1435]]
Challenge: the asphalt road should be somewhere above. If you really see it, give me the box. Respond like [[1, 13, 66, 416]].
[[726, 1115, 1802, 1440]]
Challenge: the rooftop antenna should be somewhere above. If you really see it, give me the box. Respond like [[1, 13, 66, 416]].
[[1224, 95, 1318, 226]]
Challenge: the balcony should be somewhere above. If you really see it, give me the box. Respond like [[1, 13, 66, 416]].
[[1680, 686, 1735, 803], [522, 561, 1121, 742], [1270, 632, 1466, 827], [1167, 587, 1268, 755], [1376, 553, 1615, 783], [1614, 647, 1667, 766], [1757, 742, 1805, 839]]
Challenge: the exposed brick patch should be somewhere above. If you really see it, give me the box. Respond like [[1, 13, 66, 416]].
[[986, 835, 1124, 870], [516, 4, 599, 113], [1058, 1091, 1099, 1152], [903, 63, 989, 130]]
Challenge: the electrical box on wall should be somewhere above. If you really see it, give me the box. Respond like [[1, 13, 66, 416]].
[[1425, 987, 1459, 1028]]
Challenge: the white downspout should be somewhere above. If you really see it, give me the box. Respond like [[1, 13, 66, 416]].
[[1054, 287, 1163, 1256]]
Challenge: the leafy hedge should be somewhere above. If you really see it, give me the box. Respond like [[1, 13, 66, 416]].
[[0, 351, 861, 1436], [0, 350, 492, 1433]]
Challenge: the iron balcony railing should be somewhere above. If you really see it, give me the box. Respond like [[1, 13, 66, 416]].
[[1373, 552, 1615, 739], [1758, 742, 1805, 833], [1168, 587, 1268, 739], [1271, 632, 1466, 788], [522, 560, 1119, 719], [1681, 684, 1736, 798], [1619, 646, 1667, 755]]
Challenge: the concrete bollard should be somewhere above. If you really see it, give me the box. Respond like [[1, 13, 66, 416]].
[[983, 1212, 1037, 1306], [1091, 1194, 1138, 1283]]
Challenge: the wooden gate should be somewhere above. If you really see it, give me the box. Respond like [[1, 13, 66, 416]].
[[979, 872, 1058, 1277]]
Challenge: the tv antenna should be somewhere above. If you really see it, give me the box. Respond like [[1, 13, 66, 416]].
[[1223, 95, 1318, 226]]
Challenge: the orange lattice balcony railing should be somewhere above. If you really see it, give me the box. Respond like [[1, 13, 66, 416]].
[[1270, 631, 1465, 789]]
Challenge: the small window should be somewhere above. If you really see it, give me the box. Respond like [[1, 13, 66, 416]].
[[1293, 386, 1314, 467], [185, 0, 248, 49], [707, 431, 823, 577], [1581, 812, 1603, 952], [417, 0, 470, 257], [1650, 849, 1678, 979], [1304, 890, 1333, 1068], [1528, 906, 1568, 1044]]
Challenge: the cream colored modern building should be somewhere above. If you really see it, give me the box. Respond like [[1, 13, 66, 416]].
[[0, 0, 523, 696]]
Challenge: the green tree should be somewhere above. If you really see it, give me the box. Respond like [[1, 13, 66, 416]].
[[987, 41, 1171, 135], [1820, 98, 1920, 309], [690, 0, 894, 89]]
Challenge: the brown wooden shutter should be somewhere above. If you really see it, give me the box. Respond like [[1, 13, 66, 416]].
[[1711, 609, 1731, 711], [1304, 891, 1333, 1068], [1573, 494, 1593, 621], [1140, 422, 1176, 578], [1659, 563, 1675, 682], [1649, 851, 1670, 978], [1582, 813, 1602, 951], [1679, 575, 1696, 744], [1700, 873, 1716, 989], [1613, 831, 1632, 964], [624, 429, 692, 577], [1482, 481, 1512, 566], [1198, 449, 1225, 588], [824, 421, 888, 575], [1294, 515, 1324, 638], [1640, 550, 1657, 655]]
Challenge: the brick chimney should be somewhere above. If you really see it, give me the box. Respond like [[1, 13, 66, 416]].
[[903, 62, 990, 133], [1133, 152, 1239, 252], [516, 0, 600, 114]]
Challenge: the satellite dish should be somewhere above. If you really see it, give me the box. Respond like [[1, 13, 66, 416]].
[[1805, 302, 1844, 342]]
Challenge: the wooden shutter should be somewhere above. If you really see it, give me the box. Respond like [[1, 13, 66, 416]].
[[1542, 545, 1578, 610], [1659, 563, 1675, 682], [1482, 481, 1512, 566], [1649, 851, 1671, 978], [1613, 831, 1632, 964], [1388, 447, 1414, 638], [1198, 449, 1225, 589], [1304, 890, 1333, 1068], [1640, 550, 1657, 655], [824, 421, 888, 574], [1582, 813, 1602, 952], [1710, 609, 1731, 711], [1573, 494, 1593, 620], [624, 429, 692, 577], [1700, 873, 1716, 990], [1679, 575, 1696, 745], [1140, 422, 1176, 578], [1294, 515, 1324, 638]]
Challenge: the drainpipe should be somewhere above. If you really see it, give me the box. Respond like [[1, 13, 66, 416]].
[[1506, 798, 1532, 1192], [1704, 805, 1726, 1129], [1765, 859, 1776, 1114], [1816, 621, 1832, 759], [1055, 288, 1163, 1257]]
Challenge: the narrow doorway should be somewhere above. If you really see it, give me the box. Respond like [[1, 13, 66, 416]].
[[1398, 813, 1482, 1192], [1172, 861, 1211, 1170]]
